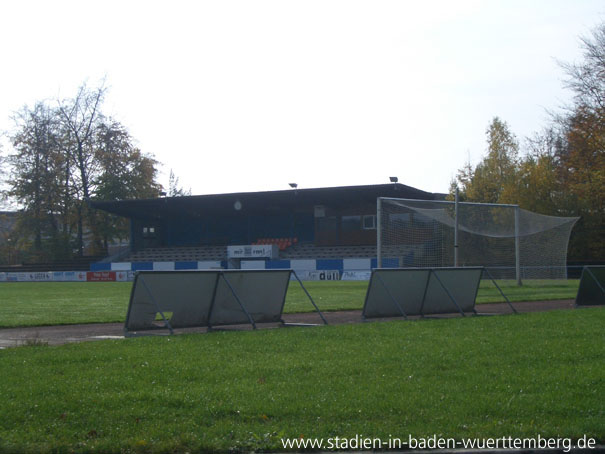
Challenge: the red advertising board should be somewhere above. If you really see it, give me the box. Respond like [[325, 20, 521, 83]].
[[86, 271, 117, 282]]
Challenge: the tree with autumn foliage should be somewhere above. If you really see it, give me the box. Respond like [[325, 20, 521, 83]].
[[555, 23, 605, 260], [6, 102, 72, 261], [4, 82, 162, 262], [452, 117, 521, 205], [515, 129, 569, 215], [452, 22, 604, 261], [459, 117, 520, 204], [94, 120, 162, 252]]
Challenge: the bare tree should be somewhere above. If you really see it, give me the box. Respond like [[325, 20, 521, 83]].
[[57, 82, 106, 255], [559, 23, 605, 115], [168, 169, 191, 197]]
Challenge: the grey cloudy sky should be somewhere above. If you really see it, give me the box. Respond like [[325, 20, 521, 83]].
[[1, 0, 603, 196]]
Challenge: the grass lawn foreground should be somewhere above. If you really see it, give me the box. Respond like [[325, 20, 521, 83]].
[[0, 307, 603, 453]]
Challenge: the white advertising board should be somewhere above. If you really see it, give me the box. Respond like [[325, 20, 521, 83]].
[[295, 270, 340, 281], [341, 271, 371, 281], [227, 244, 278, 259]]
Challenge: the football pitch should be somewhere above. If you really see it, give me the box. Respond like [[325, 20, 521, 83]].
[[0, 279, 580, 328]]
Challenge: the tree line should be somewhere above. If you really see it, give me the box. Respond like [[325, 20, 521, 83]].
[[450, 23, 604, 262], [0, 83, 173, 263]]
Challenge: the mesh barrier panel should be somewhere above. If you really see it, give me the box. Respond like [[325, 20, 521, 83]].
[[423, 268, 482, 314], [575, 266, 605, 306], [210, 270, 291, 325], [379, 198, 578, 279], [125, 270, 292, 333], [126, 272, 219, 330], [362, 269, 431, 318], [362, 267, 482, 318]]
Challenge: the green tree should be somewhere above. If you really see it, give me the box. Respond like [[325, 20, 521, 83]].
[[454, 117, 520, 204], [514, 128, 568, 215], [94, 120, 162, 250], [4, 81, 163, 262], [7, 103, 72, 260]]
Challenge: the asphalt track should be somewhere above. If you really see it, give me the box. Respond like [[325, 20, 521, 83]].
[[0, 299, 576, 348]]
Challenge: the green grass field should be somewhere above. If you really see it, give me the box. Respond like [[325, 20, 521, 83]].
[[0, 308, 603, 453], [0, 279, 579, 328]]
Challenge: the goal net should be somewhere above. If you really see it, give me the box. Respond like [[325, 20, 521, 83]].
[[377, 198, 579, 280]]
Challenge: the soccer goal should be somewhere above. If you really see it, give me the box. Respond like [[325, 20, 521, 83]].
[[377, 197, 578, 282]]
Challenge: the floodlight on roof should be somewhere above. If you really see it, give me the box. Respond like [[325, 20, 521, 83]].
[[389, 177, 398, 183], [289, 183, 298, 189]]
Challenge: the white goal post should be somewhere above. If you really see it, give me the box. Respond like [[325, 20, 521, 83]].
[[377, 197, 579, 283]]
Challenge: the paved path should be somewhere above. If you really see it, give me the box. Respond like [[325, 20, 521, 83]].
[[0, 299, 576, 348]]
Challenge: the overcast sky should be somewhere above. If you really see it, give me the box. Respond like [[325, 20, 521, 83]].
[[0, 0, 603, 197]]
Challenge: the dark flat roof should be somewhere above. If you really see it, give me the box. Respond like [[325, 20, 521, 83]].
[[90, 183, 439, 220]]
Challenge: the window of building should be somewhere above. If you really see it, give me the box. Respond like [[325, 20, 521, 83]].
[[143, 226, 156, 236], [341, 215, 361, 231], [362, 215, 376, 230]]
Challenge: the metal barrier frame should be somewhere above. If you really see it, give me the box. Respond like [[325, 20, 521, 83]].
[[575, 266, 605, 306], [124, 269, 327, 336], [362, 267, 488, 319]]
